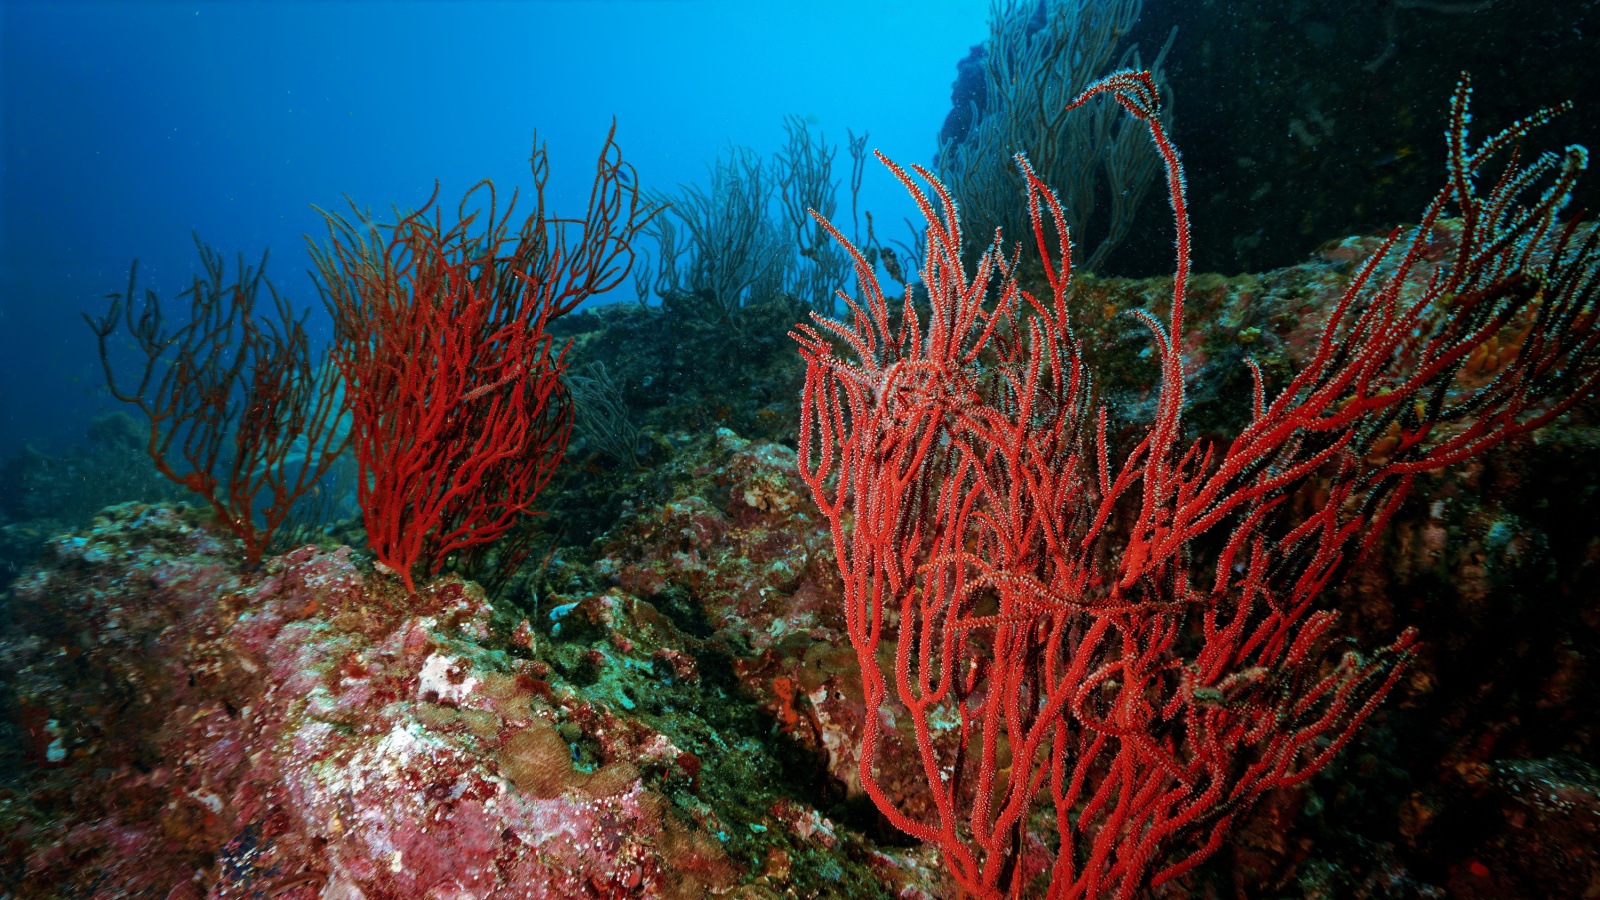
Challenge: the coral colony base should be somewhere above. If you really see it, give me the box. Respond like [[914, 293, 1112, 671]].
[[2, 70, 1598, 900]]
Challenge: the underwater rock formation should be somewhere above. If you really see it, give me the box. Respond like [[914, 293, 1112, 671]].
[[0, 505, 735, 897], [1, 219, 1595, 896], [0, 498, 949, 898]]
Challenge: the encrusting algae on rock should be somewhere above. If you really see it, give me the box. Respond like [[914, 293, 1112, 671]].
[[0, 500, 944, 898]]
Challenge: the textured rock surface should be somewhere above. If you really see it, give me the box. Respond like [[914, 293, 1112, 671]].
[[0, 503, 938, 899]]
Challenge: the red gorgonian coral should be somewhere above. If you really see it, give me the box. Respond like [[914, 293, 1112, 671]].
[[88, 239, 348, 564], [315, 125, 656, 593], [793, 71, 1599, 898]]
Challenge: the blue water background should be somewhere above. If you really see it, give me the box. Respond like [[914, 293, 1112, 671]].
[[0, 0, 989, 459]]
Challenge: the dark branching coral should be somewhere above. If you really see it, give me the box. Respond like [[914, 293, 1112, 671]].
[[937, 0, 1175, 272], [85, 239, 349, 564]]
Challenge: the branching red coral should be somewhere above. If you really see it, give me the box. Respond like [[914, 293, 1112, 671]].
[[87, 239, 348, 563], [315, 124, 656, 592], [793, 71, 1599, 899]]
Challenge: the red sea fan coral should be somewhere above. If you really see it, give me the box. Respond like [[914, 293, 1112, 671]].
[[87, 240, 348, 564], [314, 124, 657, 592], [793, 71, 1599, 898]]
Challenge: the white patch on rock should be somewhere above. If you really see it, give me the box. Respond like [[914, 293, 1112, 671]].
[[417, 652, 478, 706], [187, 789, 223, 814]]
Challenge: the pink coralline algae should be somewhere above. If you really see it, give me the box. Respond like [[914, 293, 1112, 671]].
[[0, 503, 735, 899]]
